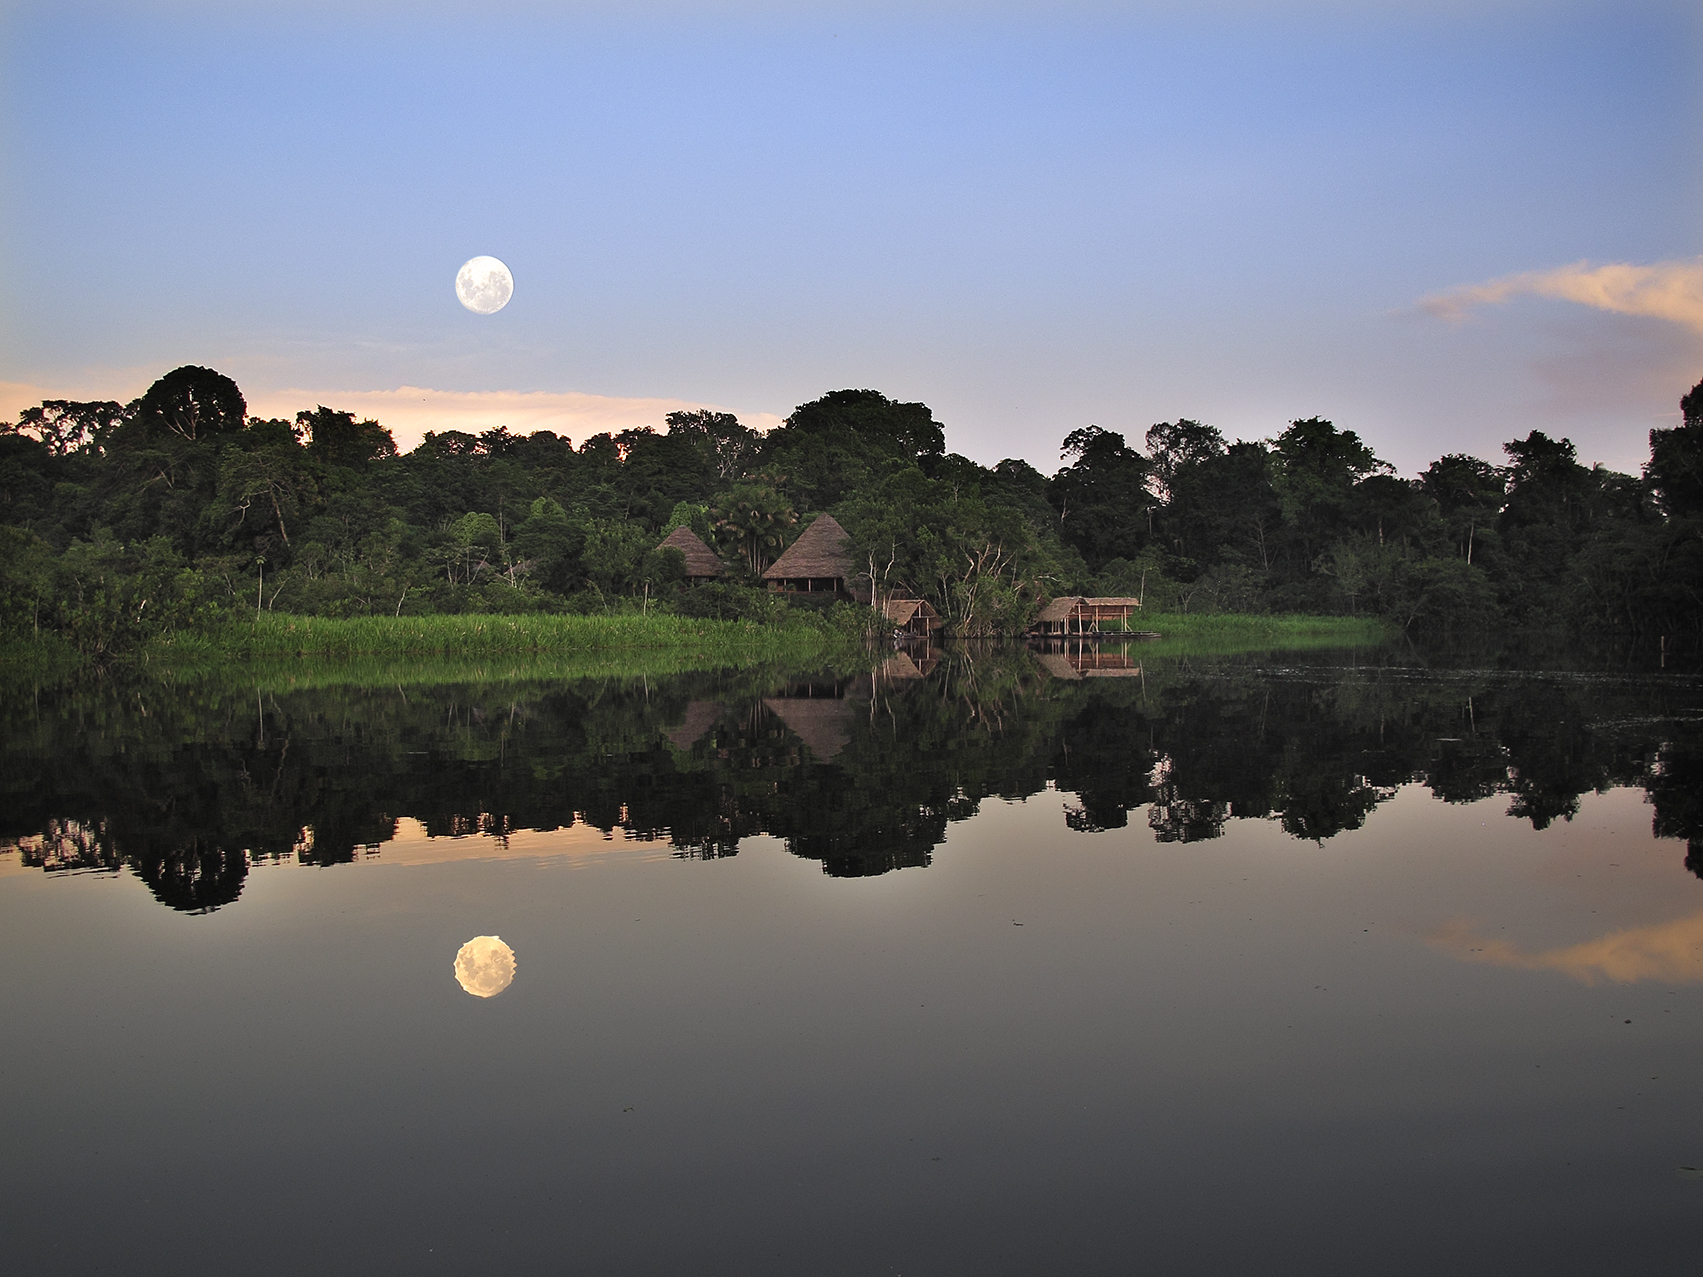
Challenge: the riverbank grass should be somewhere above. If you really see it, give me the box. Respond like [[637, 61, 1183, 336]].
[[1134, 612, 1396, 647], [194, 610, 865, 662], [2, 609, 1394, 688], [209, 609, 1391, 659]]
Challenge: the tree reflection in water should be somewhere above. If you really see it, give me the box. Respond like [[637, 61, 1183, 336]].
[[2, 647, 1700, 912]]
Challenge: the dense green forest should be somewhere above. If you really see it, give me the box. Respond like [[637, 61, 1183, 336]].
[[3, 363, 1701, 654]]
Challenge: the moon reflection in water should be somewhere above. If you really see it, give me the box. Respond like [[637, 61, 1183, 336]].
[[453, 935, 517, 998]]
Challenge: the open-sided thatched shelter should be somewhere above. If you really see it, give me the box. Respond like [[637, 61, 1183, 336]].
[[763, 513, 858, 596], [1029, 596, 1142, 636], [657, 526, 723, 583], [1080, 597, 1142, 628]]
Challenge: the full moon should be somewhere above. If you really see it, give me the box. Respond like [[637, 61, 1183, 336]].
[[455, 256, 514, 315], [453, 935, 517, 998]]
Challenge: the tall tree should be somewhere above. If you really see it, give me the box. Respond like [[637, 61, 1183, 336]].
[[134, 366, 247, 442], [1501, 431, 1592, 531], [666, 409, 758, 482], [9, 400, 128, 456], [1047, 425, 1153, 571], [761, 389, 947, 510], [615, 427, 715, 528], [1268, 417, 1392, 583], [1420, 454, 1505, 564], [1159, 441, 1281, 572], [1649, 376, 1703, 518], [1145, 419, 1225, 504], [1146, 419, 1228, 563], [1492, 431, 1597, 627], [300, 406, 398, 468]]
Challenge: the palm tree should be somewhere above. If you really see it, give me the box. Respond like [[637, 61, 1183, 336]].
[[711, 483, 797, 574]]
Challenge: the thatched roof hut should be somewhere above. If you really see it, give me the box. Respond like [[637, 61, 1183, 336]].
[[1033, 597, 1085, 627], [881, 596, 942, 635], [763, 513, 855, 594], [658, 526, 723, 581]]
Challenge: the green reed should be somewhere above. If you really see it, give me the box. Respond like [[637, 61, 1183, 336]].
[[1131, 612, 1397, 648], [216, 611, 856, 661]]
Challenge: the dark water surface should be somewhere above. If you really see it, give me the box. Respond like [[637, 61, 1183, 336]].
[[4, 647, 1703, 1274]]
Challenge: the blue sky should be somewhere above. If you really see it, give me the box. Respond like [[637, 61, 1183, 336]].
[[2, 0, 1698, 475]]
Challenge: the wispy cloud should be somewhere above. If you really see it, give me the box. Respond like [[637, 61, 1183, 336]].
[[1420, 258, 1703, 337], [1431, 910, 1703, 986]]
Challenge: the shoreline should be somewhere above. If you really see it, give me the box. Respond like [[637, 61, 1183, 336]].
[[0, 610, 1397, 691]]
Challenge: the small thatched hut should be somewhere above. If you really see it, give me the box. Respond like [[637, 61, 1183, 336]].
[[881, 596, 942, 636], [1031, 596, 1085, 635], [657, 526, 723, 584], [763, 513, 859, 596]]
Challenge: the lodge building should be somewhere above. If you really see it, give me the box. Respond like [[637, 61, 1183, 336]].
[[761, 513, 862, 597], [657, 526, 724, 585]]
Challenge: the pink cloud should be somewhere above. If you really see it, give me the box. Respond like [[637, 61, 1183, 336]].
[[1, 379, 782, 452], [1420, 258, 1703, 337], [243, 386, 782, 451]]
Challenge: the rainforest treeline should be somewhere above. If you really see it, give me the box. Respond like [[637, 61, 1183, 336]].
[[2, 363, 1701, 653]]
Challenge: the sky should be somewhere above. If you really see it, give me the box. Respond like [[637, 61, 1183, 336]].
[[1, 0, 1698, 477]]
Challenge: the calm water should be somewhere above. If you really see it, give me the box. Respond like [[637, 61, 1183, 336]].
[[3, 647, 1702, 1274]]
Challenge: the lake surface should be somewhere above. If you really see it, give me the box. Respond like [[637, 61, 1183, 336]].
[[3, 645, 1702, 1274]]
